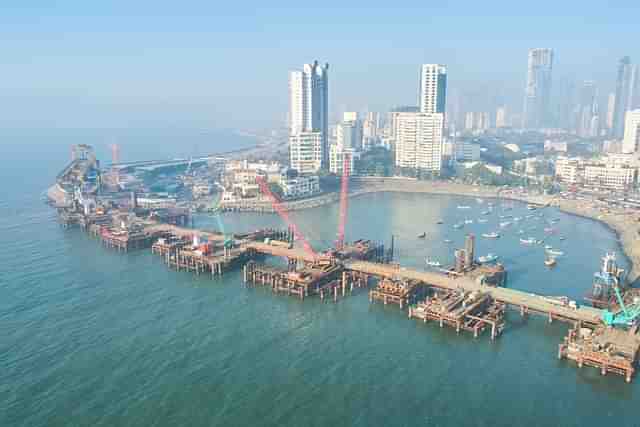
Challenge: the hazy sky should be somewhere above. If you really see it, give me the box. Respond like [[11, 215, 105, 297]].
[[2, 1, 638, 130]]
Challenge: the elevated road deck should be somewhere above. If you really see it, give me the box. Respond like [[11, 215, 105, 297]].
[[345, 261, 604, 325]]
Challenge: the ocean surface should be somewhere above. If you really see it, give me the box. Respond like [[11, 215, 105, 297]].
[[1, 129, 638, 427]]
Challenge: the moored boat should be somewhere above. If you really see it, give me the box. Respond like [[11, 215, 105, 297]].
[[482, 232, 500, 239], [478, 253, 499, 264]]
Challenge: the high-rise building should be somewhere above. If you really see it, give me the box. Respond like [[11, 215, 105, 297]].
[[394, 112, 444, 173], [612, 57, 637, 137], [606, 93, 616, 131], [622, 110, 640, 154], [419, 64, 447, 114], [496, 106, 507, 128], [523, 48, 554, 129], [578, 81, 598, 137], [289, 132, 323, 174], [337, 118, 362, 150], [464, 112, 475, 131], [288, 61, 329, 170]]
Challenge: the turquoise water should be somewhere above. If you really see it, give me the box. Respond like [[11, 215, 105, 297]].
[[1, 132, 638, 426]]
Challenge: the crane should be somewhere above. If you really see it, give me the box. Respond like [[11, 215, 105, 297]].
[[602, 283, 640, 327]]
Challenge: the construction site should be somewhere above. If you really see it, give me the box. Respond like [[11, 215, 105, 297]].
[[51, 146, 640, 384]]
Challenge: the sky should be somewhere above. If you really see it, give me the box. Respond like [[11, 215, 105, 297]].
[[1, 1, 638, 130]]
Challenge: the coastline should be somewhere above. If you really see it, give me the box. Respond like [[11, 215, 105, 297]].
[[220, 177, 640, 283]]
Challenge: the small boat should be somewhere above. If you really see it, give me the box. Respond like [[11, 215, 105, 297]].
[[418, 232, 426, 238], [477, 219, 488, 223], [499, 214, 513, 219], [443, 239, 453, 243], [436, 220, 444, 224], [426, 259, 442, 267], [478, 253, 499, 264], [520, 237, 537, 245], [527, 204, 537, 210], [545, 257, 557, 267], [481, 210, 491, 215], [453, 223, 464, 229], [547, 249, 564, 256], [545, 245, 553, 250], [482, 232, 500, 239], [525, 214, 534, 219], [559, 236, 566, 241], [457, 205, 471, 209], [544, 227, 555, 234], [499, 221, 512, 228], [517, 229, 525, 235], [551, 218, 560, 223], [513, 217, 522, 222], [464, 219, 474, 224]]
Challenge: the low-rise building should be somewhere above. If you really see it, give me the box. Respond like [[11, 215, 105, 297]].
[[555, 157, 582, 184], [544, 140, 568, 153], [280, 172, 320, 199], [329, 144, 358, 176], [584, 165, 635, 190]]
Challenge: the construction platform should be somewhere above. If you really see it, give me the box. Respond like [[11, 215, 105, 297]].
[[408, 289, 505, 340], [559, 324, 640, 383]]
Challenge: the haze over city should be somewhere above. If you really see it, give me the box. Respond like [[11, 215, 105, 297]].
[[2, 1, 638, 129]]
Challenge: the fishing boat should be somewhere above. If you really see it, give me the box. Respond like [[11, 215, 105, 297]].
[[547, 249, 564, 256], [418, 232, 426, 238], [426, 259, 442, 267], [457, 205, 471, 210], [520, 237, 537, 245], [464, 219, 474, 224], [453, 223, 464, 229], [482, 232, 500, 239], [478, 253, 499, 264]]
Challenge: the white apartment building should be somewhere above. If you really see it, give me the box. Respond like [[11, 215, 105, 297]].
[[289, 61, 329, 167], [289, 132, 323, 174], [419, 64, 447, 114], [622, 110, 640, 154], [555, 157, 582, 184], [584, 165, 635, 190], [329, 145, 358, 176], [280, 173, 320, 199], [394, 112, 444, 173]]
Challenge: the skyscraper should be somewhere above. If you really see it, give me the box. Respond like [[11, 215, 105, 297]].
[[496, 106, 507, 128], [419, 64, 447, 114], [523, 48, 554, 129], [394, 112, 444, 173], [578, 81, 598, 137], [612, 57, 638, 138], [622, 110, 640, 154], [606, 93, 616, 131], [289, 61, 329, 170]]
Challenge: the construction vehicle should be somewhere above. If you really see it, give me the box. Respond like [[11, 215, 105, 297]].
[[602, 283, 640, 327]]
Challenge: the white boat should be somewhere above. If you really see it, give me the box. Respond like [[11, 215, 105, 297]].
[[513, 217, 522, 222], [545, 245, 553, 250], [477, 219, 488, 223], [547, 249, 564, 256], [443, 239, 453, 243], [520, 237, 537, 245], [481, 210, 491, 215], [453, 223, 464, 229], [464, 219, 474, 224], [426, 259, 442, 267], [482, 232, 500, 239], [478, 253, 499, 264], [499, 221, 512, 228], [499, 214, 513, 219], [559, 236, 566, 241], [457, 205, 471, 210], [517, 229, 525, 235], [527, 204, 537, 210], [545, 257, 557, 267]]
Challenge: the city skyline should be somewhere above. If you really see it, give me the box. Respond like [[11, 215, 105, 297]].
[[2, 2, 638, 130]]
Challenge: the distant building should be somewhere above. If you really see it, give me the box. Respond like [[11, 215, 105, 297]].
[[622, 110, 640, 154], [612, 57, 638, 137], [544, 141, 568, 153], [289, 61, 329, 168], [419, 64, 447, 114], [602, 139, 622, 154], [337, 116, 362, 150], [394, 112, 444, 173], [555, 157, 583, 184], [496, 106, 508, 128], [329, 145, 358, 176], [289, 132, 323, 174], [606, 93, 616, 131], [523, 48, 554, 128], [464, 112, 475, 131], [584, 165, 635, 190], [454, 140, 481, 162]]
